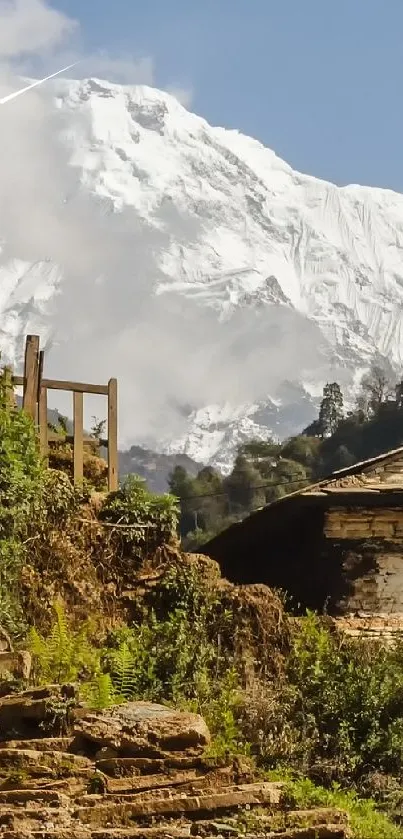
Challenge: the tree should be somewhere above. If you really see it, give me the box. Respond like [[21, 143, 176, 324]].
[[224, 455, 265, 514], [331, 444, 356, 471], [317, 383, 344, 437], [191, 467, 226, 532], [91, 416, 107, 441], [239, 439, 281, 460], [238, 438, 281, 480], [395, 379, 403, 409], [168, 466, 194, 499], [273, 458, 308, 489], [302, 418, 324, 438], [358, 363, 393, 417], [280, 435, 321, 470], [0, 366, 44, 633], [168, 466, 198, 536]]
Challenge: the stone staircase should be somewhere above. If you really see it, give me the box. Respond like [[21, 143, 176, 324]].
[[0, 686, 350, 839]]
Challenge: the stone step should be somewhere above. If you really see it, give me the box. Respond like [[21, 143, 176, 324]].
[[234, 832, 347, 838], [90, 830, 191, 839], [0, 788, 70, 806], [103, 771, 199, 796], [95, 757, 205, 777], [0, 804, 75, 831], [0, 749, 93, 783], [0, 775, 91, 796], [98, 765, 243, 798], [75, 782, 284, 826], [0, 832, 90, 839], [217, 807, 350, 838], [0, 804, 350, 839], [0, 819, 350, 839], [0, 738, 74, 753], [0, 828, 190, 839], [0, 686, 78, 740]]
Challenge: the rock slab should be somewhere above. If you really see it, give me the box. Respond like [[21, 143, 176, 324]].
[[73, 702, 210, 757]]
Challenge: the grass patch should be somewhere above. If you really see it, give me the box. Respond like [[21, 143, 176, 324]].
[[266, 772, 403, 839]]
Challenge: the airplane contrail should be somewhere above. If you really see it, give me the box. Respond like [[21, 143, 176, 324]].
[[0, 61, 79, 106]]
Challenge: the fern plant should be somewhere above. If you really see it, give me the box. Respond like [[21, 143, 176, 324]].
[[82, 673, 119, 710], [28, 603, 133, 711], [28, 601, 101, 686], [109, 641, 137, 701]]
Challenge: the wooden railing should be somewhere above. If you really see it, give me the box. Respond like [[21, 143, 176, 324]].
[[12, 335, 118, 491]]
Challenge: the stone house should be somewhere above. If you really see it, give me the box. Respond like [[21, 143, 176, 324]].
[[201, 446, 403, 617]]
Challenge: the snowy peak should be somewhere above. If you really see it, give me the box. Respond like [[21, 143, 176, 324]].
[[1, 77, 403, 469]]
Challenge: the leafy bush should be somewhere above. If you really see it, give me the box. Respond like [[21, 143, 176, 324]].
[[286, 613, 403, 782], [0, 368, 43, 634], [255, 772, 402, 839], [279, 774, 403, 839], [99, 474, 179, 561], [242, 612, 403, 790], [27, 572, 245, 755], [101, 561, 245, 753]]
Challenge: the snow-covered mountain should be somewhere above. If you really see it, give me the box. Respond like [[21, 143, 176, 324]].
[[1, 77, 403, 471]]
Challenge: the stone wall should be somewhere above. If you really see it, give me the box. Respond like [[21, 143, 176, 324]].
[[333, 613, 403, 642], [323, 507, 403, 614], [324, 507, 403, 540]]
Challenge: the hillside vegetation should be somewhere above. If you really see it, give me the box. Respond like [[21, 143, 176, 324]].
[[1, 366, 403, 835], [170, 362, 403, 549]]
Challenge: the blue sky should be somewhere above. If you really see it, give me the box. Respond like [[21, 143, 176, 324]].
[[54, 0, 402, 192]]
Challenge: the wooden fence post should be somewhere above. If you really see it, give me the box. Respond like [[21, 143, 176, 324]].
[[22, 335, 40, 420], [108, 378, 118, 491], [38, 386, 48, 464], [2, 366, 15, 409], [15, 335, 119, 488], [37, 350, 48, 462], [73, 391, 84, 485]]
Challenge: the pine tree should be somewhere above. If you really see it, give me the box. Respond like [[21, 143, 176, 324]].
[[317, 383, 344, 437]]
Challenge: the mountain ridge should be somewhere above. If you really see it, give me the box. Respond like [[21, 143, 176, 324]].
[[1, 77, 403, 469]]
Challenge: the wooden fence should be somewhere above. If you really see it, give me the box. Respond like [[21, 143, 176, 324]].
[[12, 335, 118, 492]]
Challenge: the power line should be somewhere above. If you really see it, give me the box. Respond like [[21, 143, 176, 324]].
[[175, 475, 310, 502]]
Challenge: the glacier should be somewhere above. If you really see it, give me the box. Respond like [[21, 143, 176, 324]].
[[0, 76, 403, 470]]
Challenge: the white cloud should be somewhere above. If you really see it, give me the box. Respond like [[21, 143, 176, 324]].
[[166, 84, 194, 108], [0, 1, 211, 448], [20, 48, 156, 86], [0, 0, 75, 58], [80, 52, 155, 86]]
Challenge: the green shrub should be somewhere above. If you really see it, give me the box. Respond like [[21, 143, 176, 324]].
[[278, 774, 403, 839], [0, 368, 43, 634], [25, 590, 403, 829], [285, 613, 403, 781], [247, 612, 403, 789], [28, 584, 245, 755], [99, 474, 179, 560]]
